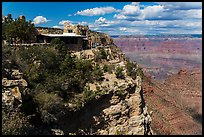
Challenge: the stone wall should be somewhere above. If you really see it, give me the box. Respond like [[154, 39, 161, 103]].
[[36, 27, 63, 34], [64, 22, 89, 36], [35, 25, 114, 48]]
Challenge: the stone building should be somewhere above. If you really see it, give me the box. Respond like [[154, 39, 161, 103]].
[[37, 33, 88, 51], [37, 22, 89, 50], [36, 21, 113, 50], [63, 22, 89, 36]]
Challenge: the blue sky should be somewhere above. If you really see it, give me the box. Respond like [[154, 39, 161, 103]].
[[2, 2, 202, 35]]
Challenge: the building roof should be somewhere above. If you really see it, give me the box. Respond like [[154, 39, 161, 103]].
[[40, 33, 86, 38], [83, 37, 88, 40]]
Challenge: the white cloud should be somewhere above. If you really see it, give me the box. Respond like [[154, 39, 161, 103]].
[[114, 3, 141, 20], [158, 2, 202, 10], [180, 9, 202, 19], [114, 2, 202, 21], [131, 2, 139, 6], [114, 14, 127, 20], [52, 2, 202, 35], [119, 27, 127, 31], [122, 4, 140, 15], [33, 16, 50, 25], [68, 14, 72, 17], [95, 17, 107, 24], [76, 6, 120, 16], [95, 17, 115, 27], [59, 20, 72, 25], [78, 21, 89, 26], [140, 5, 165, 20]]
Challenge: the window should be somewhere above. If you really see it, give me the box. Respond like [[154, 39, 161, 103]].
[[68, 30, 73, 33], [81, 30, 86, 35]]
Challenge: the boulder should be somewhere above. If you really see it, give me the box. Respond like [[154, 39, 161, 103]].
[[2, 86, 22, 108], [10, 86, 22, 102], [11, 69, 23, 79], [2, 78, 28, 87], [51, 129, 64, 135], [110, 95, 120, 105]]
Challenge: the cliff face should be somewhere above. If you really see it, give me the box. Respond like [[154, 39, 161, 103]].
[[60, 46, 153, 135], [87, 30, 114, 48], [2, 34, 152, 135], [142, 69, 202, 135]]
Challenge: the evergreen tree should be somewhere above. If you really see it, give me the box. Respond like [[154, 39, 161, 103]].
[[2, 14, 37, 44]]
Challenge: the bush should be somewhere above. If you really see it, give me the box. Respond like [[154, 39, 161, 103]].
[[126, 61, 137, 80], [33, 92, 65, 124], [94, 48, 107, 62], [100, 48, 107, 59], [136, 67, 144, 80], [92, 64, 104, 81], [126, 60, 144, 80], [83, 86, 96, 103], [103, 64, 108, 73], [115, 67, 125, 79], [50, 38, 67, 58], [2, 110, 34, 135]]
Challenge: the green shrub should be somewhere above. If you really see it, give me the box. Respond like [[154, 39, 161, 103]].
[[100, 48, 107, 59], [115, 90, 125, 97], [136, 67, 144, 80], [92, 64, 104, 81], [33, 92, 65, 124], [50, 38, 66, 56], [83, 86, 96, 103], [103, 64, 108, 72], [94, 48, 107, 62], [115, 67, 125, 79], [2, 110, 34, 135], [126, 60, 144, 80], [126, 61, 137, 80]]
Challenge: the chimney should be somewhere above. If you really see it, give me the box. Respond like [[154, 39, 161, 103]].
[[19, 15, 25, 21]]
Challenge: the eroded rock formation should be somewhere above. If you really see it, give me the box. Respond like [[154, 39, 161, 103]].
[[2, 69, 28, 109]]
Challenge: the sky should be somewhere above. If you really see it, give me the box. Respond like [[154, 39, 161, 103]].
[[2, 2, 202, 35]]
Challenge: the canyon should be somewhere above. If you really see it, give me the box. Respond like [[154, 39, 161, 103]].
[[113, 36, 202, 81], [113, 35, 202, 135]]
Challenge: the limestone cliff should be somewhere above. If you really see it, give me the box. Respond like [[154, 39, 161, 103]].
[[61, 46, 153, 135], [2, 37, 152, 135], [87, 30, 114, 48]]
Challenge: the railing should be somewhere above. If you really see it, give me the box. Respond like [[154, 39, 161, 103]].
[[4, 43, 51, 47]]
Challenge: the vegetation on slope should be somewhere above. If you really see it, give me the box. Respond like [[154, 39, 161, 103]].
[[2, 14, 144, 135], [2, 14, 37, 44]]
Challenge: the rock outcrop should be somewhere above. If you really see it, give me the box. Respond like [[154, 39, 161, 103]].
[[87, 30, 114, 48], [2, 69, 28, 109], [59, 46, 153, 135], [93, 76, 152, 135], [2, 30, 152, 135]]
